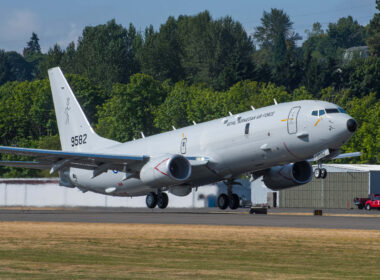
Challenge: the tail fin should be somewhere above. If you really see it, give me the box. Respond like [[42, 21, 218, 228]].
[[48, 67, 119, 151]]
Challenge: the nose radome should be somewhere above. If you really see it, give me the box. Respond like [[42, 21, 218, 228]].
[[347, 119, 357, 133]]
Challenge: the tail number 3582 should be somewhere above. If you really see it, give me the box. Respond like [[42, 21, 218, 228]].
[[71, 134, 87, 147]]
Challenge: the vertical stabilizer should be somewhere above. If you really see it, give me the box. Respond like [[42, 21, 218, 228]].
[[48, 67, 119, 151]]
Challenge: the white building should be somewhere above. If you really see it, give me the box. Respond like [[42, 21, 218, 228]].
[[0, 178, 251, 208]]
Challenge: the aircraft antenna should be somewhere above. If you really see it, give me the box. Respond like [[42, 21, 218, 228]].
[[251, 106, 255, 110], [229, 112, 233, 116], [274, 99, 278, 105], [192, 120, 197, 125], [172, 126, 176, 130], [141, 132, 145, 138]]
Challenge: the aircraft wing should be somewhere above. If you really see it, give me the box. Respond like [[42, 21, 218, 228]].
[[331, 152, 362, 160], [310, 149, 361, 162], [0, 146, 211, 178], [0, 146, 148, 175]]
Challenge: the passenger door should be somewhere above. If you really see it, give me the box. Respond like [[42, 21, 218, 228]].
[[287, 106, 301, 134], [180, 138, 187, 154]]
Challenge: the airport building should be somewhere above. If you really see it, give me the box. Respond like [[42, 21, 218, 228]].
[[0, 178, 251, 208], [279, 164, 380, 209]]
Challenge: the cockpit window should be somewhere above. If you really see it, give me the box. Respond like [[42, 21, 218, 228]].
[[319, 109, 325, 116], [311, 110, 318, 116], [338, 107, 346, 113], [325, 108, 339, 114]]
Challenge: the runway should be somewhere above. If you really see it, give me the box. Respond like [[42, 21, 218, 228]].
[[1, 207, 380, 229]]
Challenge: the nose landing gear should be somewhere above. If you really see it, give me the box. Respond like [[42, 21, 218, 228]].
[[314, 161, 327, 179]]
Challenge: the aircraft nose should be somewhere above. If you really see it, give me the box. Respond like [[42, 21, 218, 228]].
[[346, 119, 357, 133]]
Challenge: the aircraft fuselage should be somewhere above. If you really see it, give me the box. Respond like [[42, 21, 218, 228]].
[[70, 100, 355, 196]]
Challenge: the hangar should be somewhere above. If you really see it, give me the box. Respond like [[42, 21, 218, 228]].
[[279, 164, 380, 209]]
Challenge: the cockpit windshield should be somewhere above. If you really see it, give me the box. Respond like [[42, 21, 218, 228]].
[[311, 107, 346, 116], [338, 107, 346, 113], [325, 108, 339, 114]]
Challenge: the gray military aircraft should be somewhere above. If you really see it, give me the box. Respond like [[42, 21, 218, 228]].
[[0, 67, 359, 209]]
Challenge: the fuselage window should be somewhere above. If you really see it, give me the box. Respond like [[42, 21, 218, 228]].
[[311, 110, 318, 116], [319, 109, 325, 116], [326, 108, 339, 114], [245, 123, 250, 135]]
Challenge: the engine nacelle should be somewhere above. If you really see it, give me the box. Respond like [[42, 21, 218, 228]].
[[263, 161, 312, 190], [140, 154, 191, 187], [169, 186, 192, 197]]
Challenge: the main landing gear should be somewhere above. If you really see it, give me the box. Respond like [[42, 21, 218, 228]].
[[146, 191, 169, 209], [314, 161, 327, 179], [217, 181, 240, 210]]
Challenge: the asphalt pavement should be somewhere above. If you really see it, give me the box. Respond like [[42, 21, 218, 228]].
[[1, 207, 380, 229]]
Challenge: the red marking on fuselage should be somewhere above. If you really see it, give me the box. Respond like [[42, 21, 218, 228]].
[[154, 158, 170, 177], [283, 142, 302, 160]]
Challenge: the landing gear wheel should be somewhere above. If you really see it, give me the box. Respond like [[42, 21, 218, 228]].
[[146, 192, 158, 208], [320, 168, 327, 179], [157, 192, 169, 209], [314, 168, 321, 178], [217, 194, 229, 210], [229, 194, 240, 210], [365, 204, 371, 211]]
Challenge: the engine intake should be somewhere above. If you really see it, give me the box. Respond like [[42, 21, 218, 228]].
[[140, 154, 191, 187], [263, 161, 312, 190]]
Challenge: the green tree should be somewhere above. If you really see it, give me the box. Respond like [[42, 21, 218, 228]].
[[36, 44, 64, 78], [60, 42, 78, 73], [208, 16, 256, 90], [66, 74, 107, 125], [154, 81, 191, 131], [96, 73, 166, 141], [254, 8, 301, 66], [345, 57, 380, 98], [76, 20, 139, 87], [23, 32, 41, 59], [327, 16, 366, 50], [0, 50, 11, 85], [0, 79, 56, 146], [138, 17, 184, 82], [343, 93, 379, 163], [0, 50, 33, 85], [5, 51, 33, 82], [254, 9, 302, 89], [22, 33, 44, 79], [367, 0, 380, 56]]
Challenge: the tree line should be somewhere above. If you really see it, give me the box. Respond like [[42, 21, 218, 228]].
[[0, 4, 379, 177]]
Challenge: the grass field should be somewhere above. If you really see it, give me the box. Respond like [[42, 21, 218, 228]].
[[0, 222, 379, 279]]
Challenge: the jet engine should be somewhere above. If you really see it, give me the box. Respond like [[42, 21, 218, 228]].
[[263, 161, 312, 190], [140, 154, 191, 187]]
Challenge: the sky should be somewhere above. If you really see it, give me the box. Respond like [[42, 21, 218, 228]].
[[0, 0, 377, 53]]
